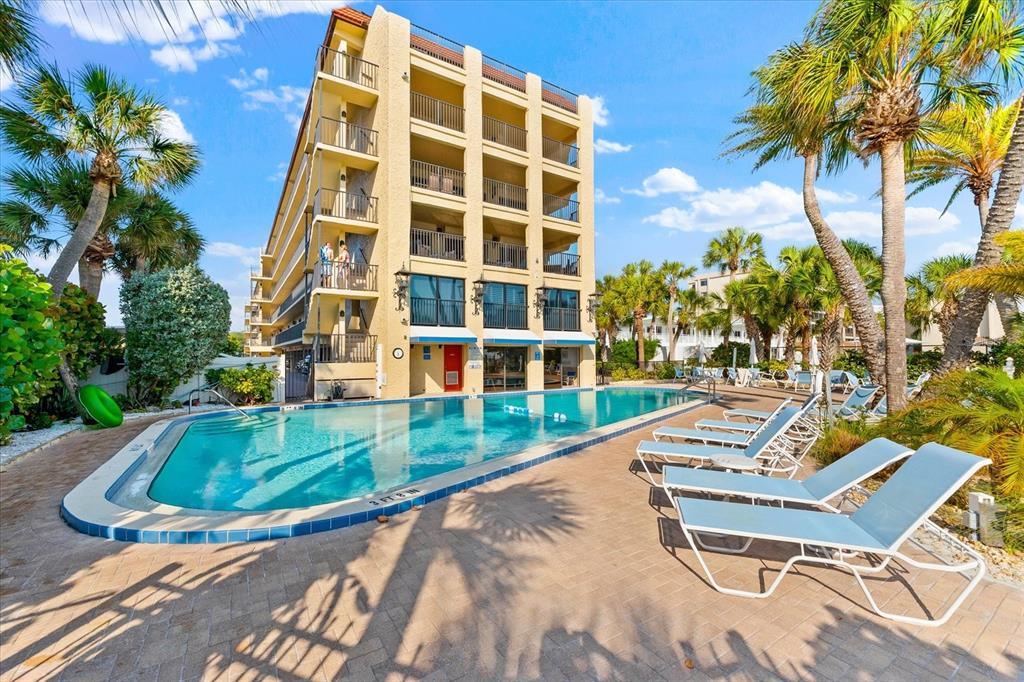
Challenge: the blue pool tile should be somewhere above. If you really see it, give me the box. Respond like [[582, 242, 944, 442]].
[[114, 527, 127, 541], [291, 522, 311, 536], [167, 531, 187, 544], [331, 516, 350, 530], [352, 511, 369, 524], [269, 526, 291, 540], [398, 501, 412, 513], [227, 530, 248, 543], [311, 519, 331, 533], [382, 505, 399, 517], [125, 529, 140, 543], [248, 528, 269, 542], [207, 530, 228, 543], [141, 530, 160, 543], [186, 531, 206, 544]]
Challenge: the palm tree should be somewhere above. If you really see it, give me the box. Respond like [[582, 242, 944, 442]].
[[657, 261, 697, 361], [701, 226, 763, 279], [905, 273, 936, 342], [921, 254, 973, 345], [0, 64, 200, 301], [948, 231, 1024, 298], [0, 0, 39, 74], [696, 293, 734, 348], [670, 287, 706, 362], [804, 0, 1022, 409], [610, 260, 665, 369], [594, 274, 624, 361], [725, 42, 887, 383], [910, 100, 1022, 339], [109, 192, 203, 280]]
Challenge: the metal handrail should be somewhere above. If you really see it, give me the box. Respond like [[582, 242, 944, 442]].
[[410, 92, 465, 131], [483, 241, 527, 269], [410, 227, 465, 262], [543, 194, 580, 222], [542, 137, 579, 168], [313, 188, 378, 223], [410, 24, 465, 66], [542, 80, 579, 113], [482, 54, 526, 91], [483, 177, 527, 211], [543, 251, 581, 276], [410, 160, 465, 197], [483, 115, 527, 151], [186, 383, 251, 419], [316, 46, 378, 89], [314, 117, 378, 156]]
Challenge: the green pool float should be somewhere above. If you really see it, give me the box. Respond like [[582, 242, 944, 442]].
[[78, 385, 124, 428]]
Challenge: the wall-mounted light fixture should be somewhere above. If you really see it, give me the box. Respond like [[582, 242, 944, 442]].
[[534, 286, 549, 319], [393, 264, 411, 311], [587, 292, 603, 322], [471, 279, 487, 315]]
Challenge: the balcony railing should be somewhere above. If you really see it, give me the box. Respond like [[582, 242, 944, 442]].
[[410, 160, 465, 197], [410, 24, 464, 67], [411, 297, 465, 327], [483, 116, 527, 151], [410, 227, 465, 262], [251, 282, 265, 299], [542, 137, 579, 168], [274, 287, 306, 321], [483, 178, 527, 211], [314, 117, 378, 156], [543, 194, 580, 222], [543, 307, 581, 331], [483, 241, 527, 270], [484, 302, 528, 330], [543, 251, 581, 277], [410, 92, 464, 132], [315, 333, 377, 363], [482, 55, 526, 92], [274, 320, 306, 346], [542, 81, 578, 113], [313, 188, 378, 223], [317, 46, 378, 89], [313, 260, 379, 292]]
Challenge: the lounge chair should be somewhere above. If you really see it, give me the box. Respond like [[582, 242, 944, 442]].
[[671, 442, 989, 627], [636, 407, 805, 483], [710, 393, 823, 432], [828, 385, 880, 419], [656, 400, 794, 446], [661, 437, 912, 511], [865, 383, 924, 420], [794, 371, 814, 392]]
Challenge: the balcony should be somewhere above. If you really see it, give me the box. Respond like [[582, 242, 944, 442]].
[[251, 283, 267, 300], [542, 81, 578, 114], [543, 137, 579, 168], [317, 46, 378, 90], [315, 333, 377, 363], [483, 116, 527, 152], [543, 307, 581, 332], [314, 117, 378, 157], [313, 188, 378, 223], [411, 160, 465, 197], [411, 92, 464, 132], [410, 227, 465, 262], [543, 194, 580, 222], [543, 251, 580, 277], [482, 55, 526, 92], [273, 287, 306, 322], [274, 320, 306, 346], [411, 297, 465, 327], [410, 24, 464, 67], [483, 241, 527, 270], [483, 178, 527, 211], [483, 302, 528, 330], [312, 261, 379, 292]]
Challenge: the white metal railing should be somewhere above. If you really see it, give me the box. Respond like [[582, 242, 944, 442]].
[[410, 227, 465, 262], [411, 92, 465, 132], [410, 160, 465, 197], [483, 115, 527, 151], [483, 178, 527, 211], [315, 117, 378, 156]]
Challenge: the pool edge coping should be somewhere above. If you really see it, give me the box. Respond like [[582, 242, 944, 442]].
[[61, 387, 706, 544]]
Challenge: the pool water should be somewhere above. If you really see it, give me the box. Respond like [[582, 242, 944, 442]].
[[148, 388, 688, 512]]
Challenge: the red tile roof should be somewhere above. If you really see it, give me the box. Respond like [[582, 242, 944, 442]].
[[333, 7, 371, 29]]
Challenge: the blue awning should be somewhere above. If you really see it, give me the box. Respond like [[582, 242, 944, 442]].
[[409, 326, 477, 344], [543, 331, 597, 346], [482, 328, 543, 345]]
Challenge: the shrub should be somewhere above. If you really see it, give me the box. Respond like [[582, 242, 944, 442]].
[[0, 247, 64, 444], [654, 362, 680, 380], [833, 350, 868, 377], [121, 265, 231, 406], [810, 419, 874, 467], [217, 364, 277, 404], [708, 341, 749, 368], [982, 339, 1024, 378], [610, 338, 660, 366], [756, 359, 788, 374], [610, 366, 647, 381], [906, 349, 942, 378], [55, 283, 108, 378], [219, 332, 244, 357]]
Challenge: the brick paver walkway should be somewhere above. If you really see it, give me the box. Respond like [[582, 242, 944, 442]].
[[1, 387, 1021, 681]]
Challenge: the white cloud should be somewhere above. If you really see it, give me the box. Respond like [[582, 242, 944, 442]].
[[239, 83, 309, 128], [594, 138, 632, 154], [156, 110, 195, 143], [589, 95, 610, 127], [623, 167, 701, 198], [267, 162, 287, 183], [595, 189, 620, 205], [40, 1, 334, 74], [816, 188, 858, 204], [228, 67, 269, 90], [816, 207, 961, 239], [0, 63, 13, 92], [206, 241, 261, 266], [170, 96, 190, 106], [934, 240, 977, 258]]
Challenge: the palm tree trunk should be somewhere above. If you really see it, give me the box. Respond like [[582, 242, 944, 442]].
[[77, 256, 104, 299], [943, 102, 1024, 369], [635, 313, 646, 370], [666, 291, 678, 361], [802, 154, 886, 382], [879, 141, 909, 411], [976, 190, 1021, 343]]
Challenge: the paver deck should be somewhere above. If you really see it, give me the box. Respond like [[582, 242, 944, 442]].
[[1, 386, 1021, 681]]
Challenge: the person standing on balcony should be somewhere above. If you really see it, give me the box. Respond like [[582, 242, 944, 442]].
[[337, 240, 350, 289], [320, 241, 334, 287]]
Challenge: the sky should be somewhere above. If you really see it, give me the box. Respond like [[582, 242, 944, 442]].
[[2, 0, 1017, 330]]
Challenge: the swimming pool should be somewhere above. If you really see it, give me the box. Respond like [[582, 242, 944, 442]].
[[62, 387, 701, 543], [150, 388, 688, 512]]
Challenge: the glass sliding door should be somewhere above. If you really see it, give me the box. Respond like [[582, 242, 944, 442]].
[[483, 346, 528, 392]]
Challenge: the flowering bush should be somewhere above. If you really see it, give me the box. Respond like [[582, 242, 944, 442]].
[[214, 364, 277, 405], [121, 265, 230, 406]]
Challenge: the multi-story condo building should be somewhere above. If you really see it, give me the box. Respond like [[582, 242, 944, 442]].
[[244, 6, 596, 400]]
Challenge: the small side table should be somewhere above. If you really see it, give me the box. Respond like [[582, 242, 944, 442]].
[[711, 454, 760, 474]]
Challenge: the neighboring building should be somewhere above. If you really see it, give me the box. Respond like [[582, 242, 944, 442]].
[[910, 299, 1007, 352], [244, 6, 596, 400]]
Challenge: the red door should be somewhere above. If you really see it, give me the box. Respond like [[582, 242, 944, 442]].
[[443, 345, 463, 392]]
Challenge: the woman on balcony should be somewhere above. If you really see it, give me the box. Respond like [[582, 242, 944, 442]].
[[319, 241, 334, 288]]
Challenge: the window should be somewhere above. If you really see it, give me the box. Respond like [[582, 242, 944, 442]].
[[544, 288, 581, 331], [733, 330, 742, 338], [410, 275, 465, 326], [700, 279, 708, 286], [483, 346, 527, 392], [483, 282, 527, 329]]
